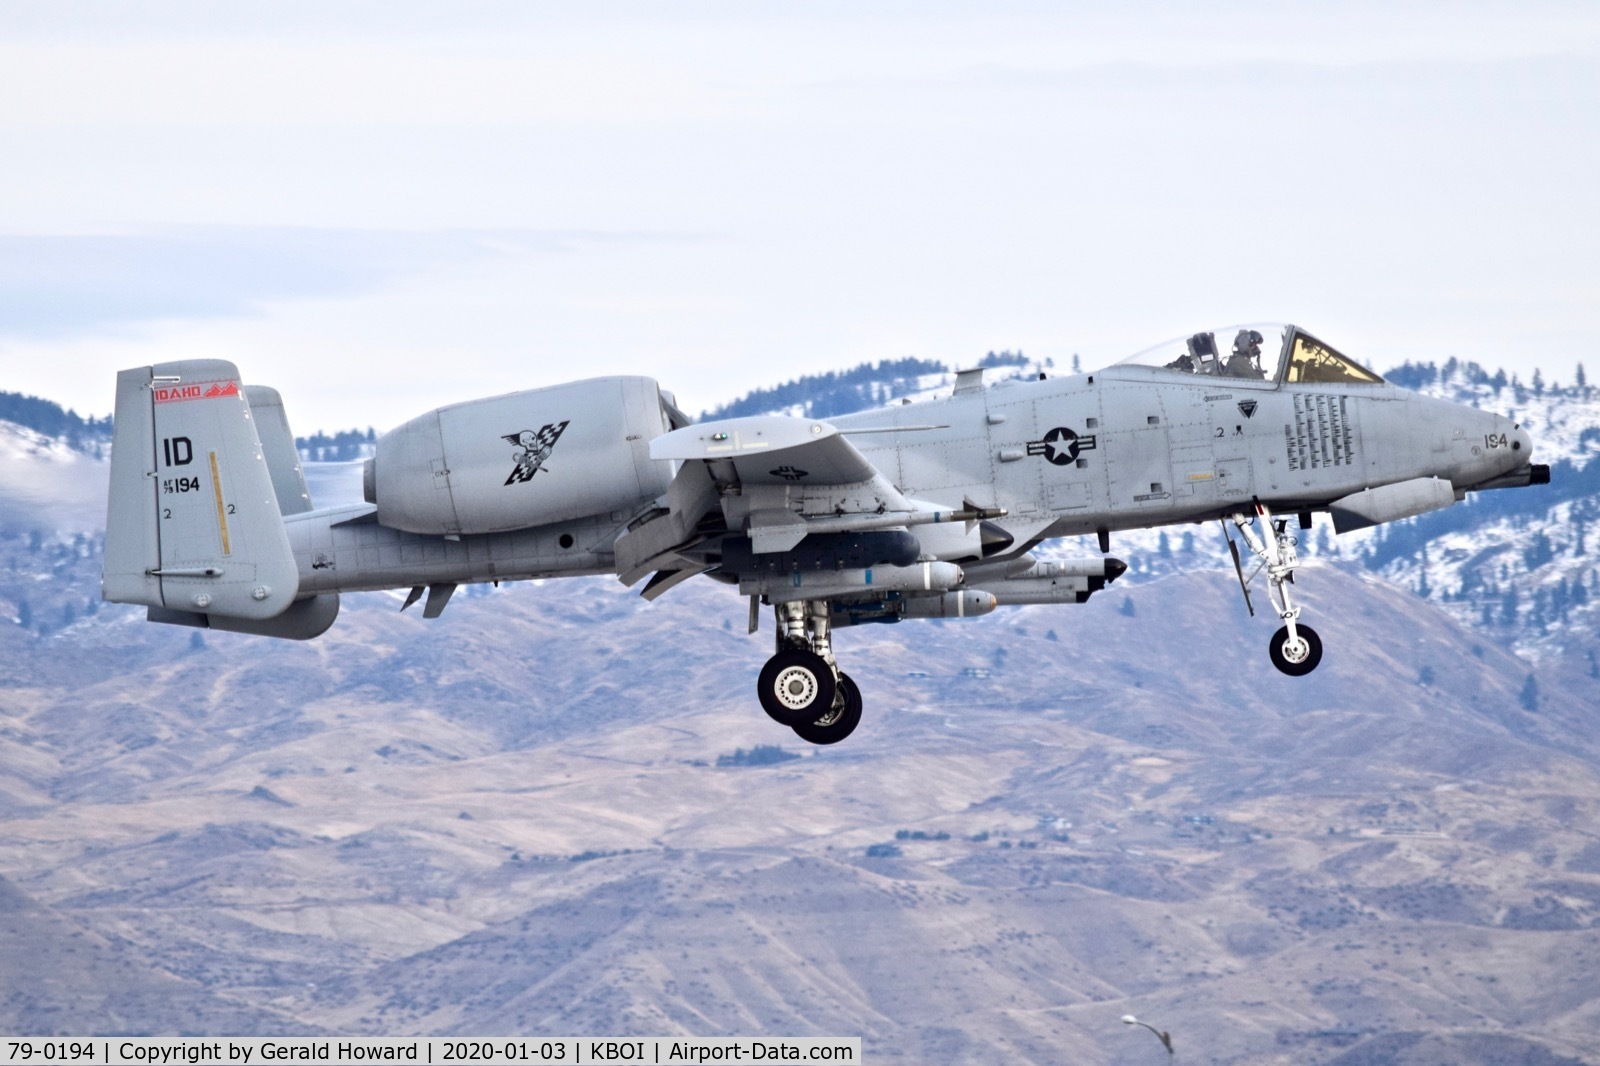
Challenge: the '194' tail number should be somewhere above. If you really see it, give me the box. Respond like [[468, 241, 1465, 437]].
[[1484, 433, 1510, 449]]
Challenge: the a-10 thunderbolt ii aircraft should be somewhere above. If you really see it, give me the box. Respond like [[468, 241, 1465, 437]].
[[103, 324, 1548, 744]]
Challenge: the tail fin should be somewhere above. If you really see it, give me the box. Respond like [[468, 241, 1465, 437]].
[[103, 360, 300, 620], [243, 384, 314, 516]]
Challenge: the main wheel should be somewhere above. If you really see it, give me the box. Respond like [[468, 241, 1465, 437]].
[[1269, 623, 1323, 676], [793, 673, 863, 746], [758, 648, 837, 727]]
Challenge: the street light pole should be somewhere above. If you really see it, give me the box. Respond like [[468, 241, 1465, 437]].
[[1121, 1014, 1174, 1056]]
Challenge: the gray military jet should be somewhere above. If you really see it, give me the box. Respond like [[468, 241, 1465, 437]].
[[103, 324, 1548, 744]]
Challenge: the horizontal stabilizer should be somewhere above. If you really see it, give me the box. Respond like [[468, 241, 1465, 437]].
[[146, 593, 339, 640]]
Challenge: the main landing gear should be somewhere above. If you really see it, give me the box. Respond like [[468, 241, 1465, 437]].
[[1225, 502, 1324, 676], [757, 600, 862, 744]]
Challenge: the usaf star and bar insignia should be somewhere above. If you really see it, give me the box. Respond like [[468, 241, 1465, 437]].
[[1026, 426, 1098, 466]]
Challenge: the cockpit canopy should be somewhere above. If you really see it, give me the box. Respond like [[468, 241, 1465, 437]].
[[1115, 324, 1385, 386]]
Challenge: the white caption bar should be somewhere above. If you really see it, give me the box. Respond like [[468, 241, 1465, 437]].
[[0, 1039, 861, 1066]]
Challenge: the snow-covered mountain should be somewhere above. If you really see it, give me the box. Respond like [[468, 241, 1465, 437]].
[[1342, 363, 1599, 662], [0, 419, 107, 536]]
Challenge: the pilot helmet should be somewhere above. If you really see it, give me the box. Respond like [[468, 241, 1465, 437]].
[[1234, 329, 1264, 358]]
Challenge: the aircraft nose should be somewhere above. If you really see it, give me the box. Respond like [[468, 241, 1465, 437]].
[[1510, 422, 1534, 460], [1446, 407, 1533, 487]]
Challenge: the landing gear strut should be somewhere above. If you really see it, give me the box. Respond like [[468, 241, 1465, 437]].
[[756, 599, 863, 743], [1226, 502, 1323, 676]]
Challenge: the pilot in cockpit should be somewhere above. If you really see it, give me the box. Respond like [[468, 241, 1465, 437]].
[[1224, 329, 1266, 378]]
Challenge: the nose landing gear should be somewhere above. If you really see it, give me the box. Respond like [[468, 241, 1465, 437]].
[[1226, 502, 1324, 676], [756, 599, 863, 743]]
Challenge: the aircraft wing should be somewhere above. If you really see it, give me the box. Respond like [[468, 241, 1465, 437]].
[[619, 415, 921, 592], [649, 415, 880, 487], [654, 415, 917, 549]]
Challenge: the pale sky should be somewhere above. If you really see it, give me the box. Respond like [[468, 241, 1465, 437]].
[[1, 1, 1596, 432]]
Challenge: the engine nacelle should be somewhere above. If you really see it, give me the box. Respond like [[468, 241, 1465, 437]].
[[365, 377, 674, 536]]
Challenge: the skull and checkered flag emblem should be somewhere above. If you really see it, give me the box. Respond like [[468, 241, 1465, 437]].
[[502, 421, 570, 485]]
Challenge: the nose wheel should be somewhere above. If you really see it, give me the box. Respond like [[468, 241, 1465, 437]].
[[1269, 623, 1322, 676], [1227, 503, 1325, 676]]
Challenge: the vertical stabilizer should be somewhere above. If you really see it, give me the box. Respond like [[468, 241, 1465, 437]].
[[243, 385, 313, 516], [103, 360, 300, 619]]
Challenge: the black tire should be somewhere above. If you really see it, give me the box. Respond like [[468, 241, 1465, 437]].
[[1269, 623, 1323, 676], [757, 648, 837, 727], [793, 673, 863, 746]]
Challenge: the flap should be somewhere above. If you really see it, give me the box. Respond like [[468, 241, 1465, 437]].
[[650, 415, 879, 487], [614, 458, 722, 585]]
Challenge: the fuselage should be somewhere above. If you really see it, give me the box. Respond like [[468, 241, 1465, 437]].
[[100, 335, 1547, 717], [281, 363, 1533, 598], [99, 328, 1550, 739], [835, 364, 1532, 550]]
